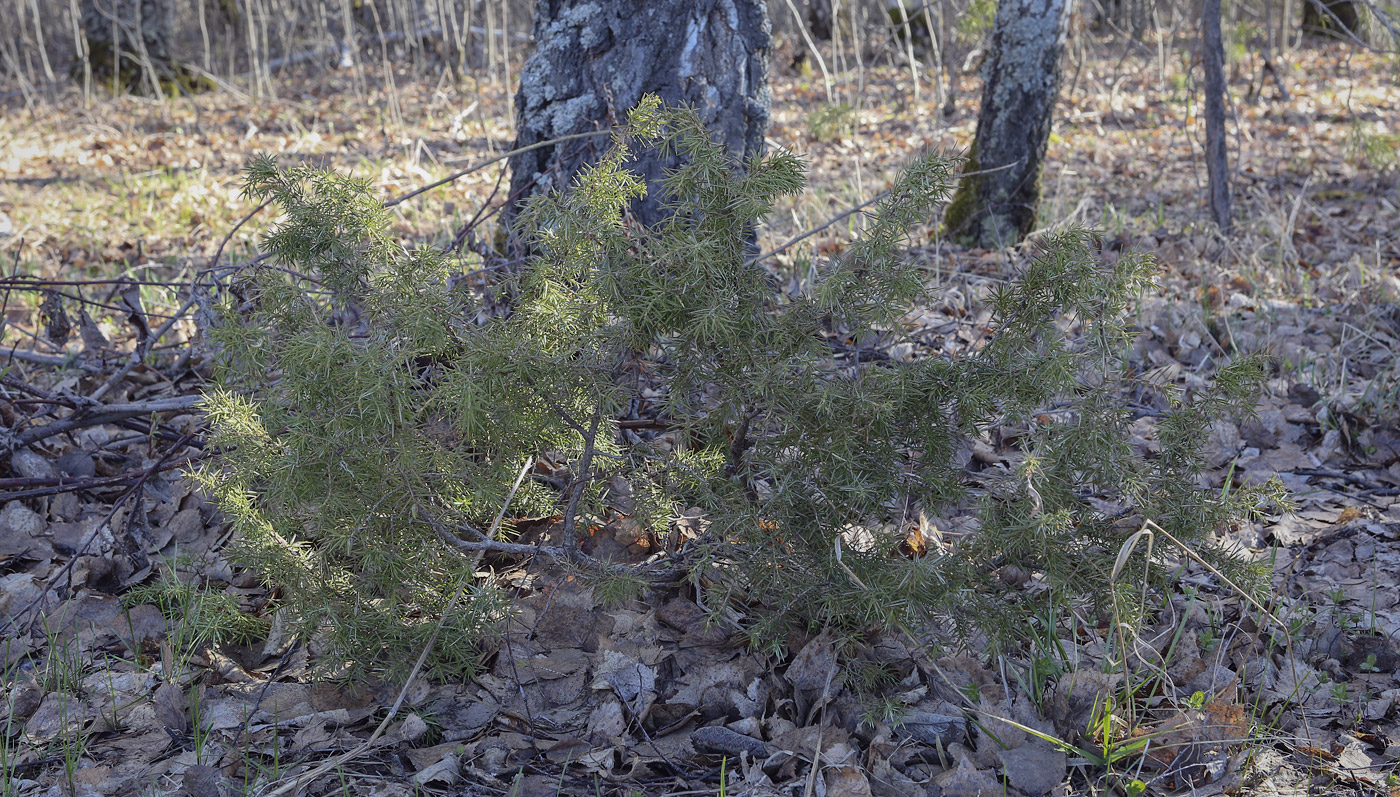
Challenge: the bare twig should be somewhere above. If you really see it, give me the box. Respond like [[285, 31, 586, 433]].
[[210, 199, 273, 273], [0, 280, 174, 315], [750, 190, 890, 265], [1291, 468, 1382, 491], [385, 130, 613, 208], [5, 395, 201, 454], [0, 454, 200, 501], [2, 375, 202, 449], [559, 409, 604, 555], [88, 284, 204, 401], [782, 0, 834, 102], [1, 349, 104, 373], [436, 528, 574, 559], [445, 160, 509, 254], [1300, 0, 1400, 52]]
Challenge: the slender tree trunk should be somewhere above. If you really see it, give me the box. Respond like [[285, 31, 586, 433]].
[[943, 0, 1072, 248], [1203, 0, 1232, 233], [506, 0, 771, 232]]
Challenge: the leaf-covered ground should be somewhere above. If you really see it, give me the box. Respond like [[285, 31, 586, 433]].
[[1, 36, 1398, 797]]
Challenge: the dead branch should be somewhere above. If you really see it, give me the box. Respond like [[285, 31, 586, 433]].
[[0, 453, 200, 500], [5, 395, 201, 454], [1, 349, 104, 373]]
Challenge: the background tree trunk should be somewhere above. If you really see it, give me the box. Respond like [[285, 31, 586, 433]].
[[1203, 0, 1232, 233], [506, 0, 772, 231], [1302, 0, 1360, 36], [78, 0, 205, 95], [942, 0, 1071, 249], [805, 0, 833, 40]]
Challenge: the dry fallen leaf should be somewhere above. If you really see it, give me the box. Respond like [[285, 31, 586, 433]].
[[152, 681, 187, 734]]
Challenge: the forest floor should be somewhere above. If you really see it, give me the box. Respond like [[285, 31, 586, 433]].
[[0, 34, 1398, 797]]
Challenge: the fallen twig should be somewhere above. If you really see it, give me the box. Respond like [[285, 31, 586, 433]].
[[0, 453, 201, 501], [1292, 467, 1383, 491], [1, 349, 104, 373], [5, 395, 201, 454]]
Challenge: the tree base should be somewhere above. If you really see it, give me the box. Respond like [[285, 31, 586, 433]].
[[1302, 0, 1359, 36], [942, 150, 981, 246], [74, 43, 214, 98]]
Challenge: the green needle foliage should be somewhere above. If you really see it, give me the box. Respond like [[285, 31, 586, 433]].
[[201, 96, 1284, 677], [124, 559, 269, 654]]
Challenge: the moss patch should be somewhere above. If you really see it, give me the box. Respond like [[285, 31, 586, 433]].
[[941, 146, 981, 245]]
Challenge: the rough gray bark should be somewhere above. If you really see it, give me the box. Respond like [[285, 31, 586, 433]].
[[1203, 0, 1232, 233], [506, 0, 772, 230], [943, 0, 1071, 249]]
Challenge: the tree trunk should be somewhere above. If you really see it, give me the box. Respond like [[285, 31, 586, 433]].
[[1095, 0, 1152, 35], [77, 0, 206, 95], [943, 0, 1071, 248], [1302, 0, 1360, 36], [888, 0, 933, 49], [1203, 0, 1232, 233], [805, 0, 833, 40], [506, 0, 772, 231]]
